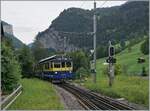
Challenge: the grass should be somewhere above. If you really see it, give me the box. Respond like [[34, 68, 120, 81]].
[[8, 78, 64, 110], [77, 41, 149, 107], [97, 41, 149, 75], [83, 75, 149, 107]]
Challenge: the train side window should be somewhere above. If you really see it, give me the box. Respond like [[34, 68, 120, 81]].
[[45, 63, 49, 69], [62, 62, 65, 67], [66, 62, 71, 67], [49, 62, 51, 68], [51, 62, 53, 68], [54, 63, 60, 68]]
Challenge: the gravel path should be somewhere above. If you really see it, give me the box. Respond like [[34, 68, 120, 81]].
[[54, 84, 84, 110]]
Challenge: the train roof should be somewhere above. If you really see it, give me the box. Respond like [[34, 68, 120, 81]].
[[38, 55, 72, 64]]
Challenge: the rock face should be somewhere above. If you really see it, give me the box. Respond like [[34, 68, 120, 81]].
[[2, 21, 24, 49], [35, 1, 148, 52], [2, 21, 13, 35], [36, 28, 79, 52]]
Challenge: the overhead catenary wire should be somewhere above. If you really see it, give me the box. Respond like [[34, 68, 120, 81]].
[[80, 1, 86, 9], [99, 1, 107, 8]]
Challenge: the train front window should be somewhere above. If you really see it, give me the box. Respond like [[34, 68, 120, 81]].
[[66, 62, 71, 67], [54, 63, 60, 68]]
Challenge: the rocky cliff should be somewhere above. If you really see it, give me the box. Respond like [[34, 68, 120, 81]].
[[2, 21, 13, 35], [36, 28, 79, 52]]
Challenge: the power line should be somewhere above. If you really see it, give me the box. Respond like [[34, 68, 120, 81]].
[[58, 31, 94, 36], [80, 1, 86, 8], [99, 1, 107, 8]]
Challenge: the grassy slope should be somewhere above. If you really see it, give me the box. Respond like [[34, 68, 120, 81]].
[[97, 41, 149, 75], [82, 41, 149, 107], [8, 78, 64, 110]]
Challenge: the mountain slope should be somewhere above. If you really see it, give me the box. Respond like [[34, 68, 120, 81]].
[[35, 1, 149, 52]]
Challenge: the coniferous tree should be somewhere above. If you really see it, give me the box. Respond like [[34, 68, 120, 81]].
[[140, 38, 149, 55], [17, 45, 35, 78]]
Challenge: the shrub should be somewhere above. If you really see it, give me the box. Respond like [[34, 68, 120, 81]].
[[114, 64, 122, 75], [140, 38, 149, 55], [76, 67, 90, 79], [67, 50, 90, 72], [102, 64, 122, 76], [141, 66, 147, 76], [102, 66, 109, 76]]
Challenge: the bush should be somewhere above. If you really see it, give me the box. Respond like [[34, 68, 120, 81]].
[[76, 67, 90, 79], [102, 66, 109, 76], [102, 64, 122, 76], [1, 42, 21, 93], [96, 45, 108, 59], [67, 50, 90, 72], [140, 38, 149, 55], [141, 66, 147, 76], [115, 64, 122, 75]]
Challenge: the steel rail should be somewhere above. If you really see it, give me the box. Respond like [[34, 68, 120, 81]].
[[63, 84, 116, 110], [60, 84, 100, 110], [58, 83, 136, 110]]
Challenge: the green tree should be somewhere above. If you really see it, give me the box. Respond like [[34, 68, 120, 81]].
[[1, 42, 21, 93], [76, 67, 90, 79], [114, 64, 122, 75], [120, 40, 126, 50], [128, 41, 132, 53], [17, 45, 35, 78], [67, 50, 90, 72], [96, 45, 108, 59], [140, 38, 149, 55], [31, 40, 54, 62]]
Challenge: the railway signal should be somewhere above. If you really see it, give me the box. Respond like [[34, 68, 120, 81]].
[[106, 57, 116, 63], [109, 46, 115, 57], [107, 41, 116, 87]]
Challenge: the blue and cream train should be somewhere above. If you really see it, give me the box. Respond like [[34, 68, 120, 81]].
[[34, 55, 74, 80]]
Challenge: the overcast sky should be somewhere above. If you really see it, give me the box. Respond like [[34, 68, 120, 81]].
[[1, 1, 126, 44]]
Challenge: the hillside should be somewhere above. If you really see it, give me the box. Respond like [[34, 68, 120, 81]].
[[97, 41, 149, 76], [35, 1, 149, 52], [79, 41, 149, 107]]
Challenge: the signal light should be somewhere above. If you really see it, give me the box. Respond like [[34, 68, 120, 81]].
[[109, 46, 115, 56], [106, 57, 116, 63]]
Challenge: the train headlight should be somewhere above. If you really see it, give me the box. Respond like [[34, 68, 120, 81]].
[[55, 72, 58, 74]]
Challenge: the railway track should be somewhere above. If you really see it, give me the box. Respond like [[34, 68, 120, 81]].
[[58, 83, 136, 110]]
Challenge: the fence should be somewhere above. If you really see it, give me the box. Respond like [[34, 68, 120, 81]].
[[1, 85, 22, 110]]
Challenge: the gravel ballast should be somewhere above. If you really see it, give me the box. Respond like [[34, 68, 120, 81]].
[[54, 84, 84, 110]]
